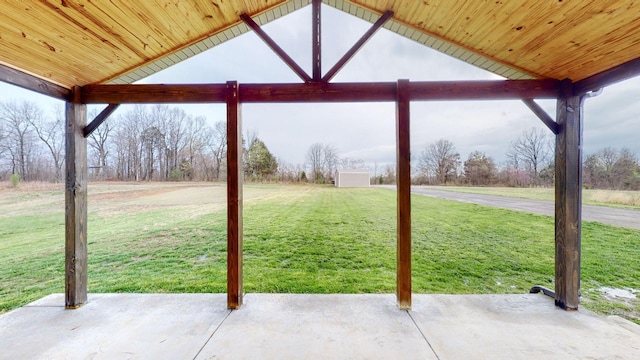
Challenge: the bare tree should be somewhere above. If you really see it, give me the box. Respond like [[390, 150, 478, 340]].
[[88, 112, 112, 180], [276, 159, 306, 182], [382, 164, 396, 184], [0, 101, 39, 180], [305, 142, 338, 183], [0, 119, 7, 170], [27, 105, 65, 181], [323, 144, 339, 181], [418, 139, 460, 184], [182, 115, 208, 180], [113, 106, 146, 181], [140, 126, 165, 181], [153, 105, 187, 180], [0, 101, 239, 183], [207, 120, 227, 180], [508, 127, 552, 185], [584, 147, 640, 190], [306, 143, 324, 182], [339, 157, 365, 169]]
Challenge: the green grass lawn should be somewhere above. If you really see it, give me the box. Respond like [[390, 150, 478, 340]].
[[1, 183, 638, 324]]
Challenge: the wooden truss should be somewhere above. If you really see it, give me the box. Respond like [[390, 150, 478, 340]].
[[9, 0, 636, 312]]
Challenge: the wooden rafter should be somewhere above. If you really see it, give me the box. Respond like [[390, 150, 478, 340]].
[[312, 0, 322, 81], [0, 63, 71, 101], [522, 99, 559, 135], [574, 57, 640, 96], [81, 79, 559, 104], [83, 104, 120, 138], [322, 11, 394, 82], [240, 14, 312, 83]]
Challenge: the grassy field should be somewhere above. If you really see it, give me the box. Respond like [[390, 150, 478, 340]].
[[430, 185, 640, 209], [1, 182, 638, 324]]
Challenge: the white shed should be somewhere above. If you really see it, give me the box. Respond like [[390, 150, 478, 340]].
[[335, 169, 370, 188]]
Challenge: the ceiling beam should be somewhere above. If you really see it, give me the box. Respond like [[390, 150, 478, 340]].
[[81, 79, 559, 104], [240, 14, 312, 83], [574, 57, 640, 96], [81, 84, 227, 104], [322, 10, 394, 82], [0, 63, 71, 101], [409, 79, 559, 101], [240, 82, 396, 102], [312, 0, 322, 81]]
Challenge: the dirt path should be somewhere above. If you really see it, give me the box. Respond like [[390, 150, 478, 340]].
[[380, 186, 640, 230]]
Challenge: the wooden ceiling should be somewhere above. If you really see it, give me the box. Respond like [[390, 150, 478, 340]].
[[350, 0, 640, 81], [1, 0, 640, 91]]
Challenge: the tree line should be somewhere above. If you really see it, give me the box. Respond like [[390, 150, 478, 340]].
[[0, 101, 228, 182], [414, 127, 640, 190], [1, 100, 638, 190]]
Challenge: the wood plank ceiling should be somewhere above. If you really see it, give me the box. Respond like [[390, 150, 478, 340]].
[[1, 0, 639, 89]]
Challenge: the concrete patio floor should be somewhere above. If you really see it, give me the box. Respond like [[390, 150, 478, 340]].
[[1, 293, 639, 359]]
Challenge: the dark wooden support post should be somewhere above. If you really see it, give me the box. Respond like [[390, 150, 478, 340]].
[[554, 79, 583, 310], [396, 79, 411, 310], [312, 0, 322, 81], [226, 81, 243, 309], [65, 86, 88, 309]]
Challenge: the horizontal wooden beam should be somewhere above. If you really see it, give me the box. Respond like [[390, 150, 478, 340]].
[[574, 57, 640, 96], [409, 79, 559, 100], [0, 63, 71, 101], [81, 80, 560, 104], [82, 84, 227, 103], [239, 82, 397, 102]]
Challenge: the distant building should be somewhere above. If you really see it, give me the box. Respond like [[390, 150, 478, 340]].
[[335, 169, 370, 188]]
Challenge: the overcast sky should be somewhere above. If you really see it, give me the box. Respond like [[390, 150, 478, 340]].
[[2, 4, 639, 170]]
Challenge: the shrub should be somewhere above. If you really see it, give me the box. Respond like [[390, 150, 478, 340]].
[[169, 169, 183, 181], [10, 174, 20, 188]]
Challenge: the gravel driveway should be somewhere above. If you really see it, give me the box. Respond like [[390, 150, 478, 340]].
[[379, 186, 640, 230]]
